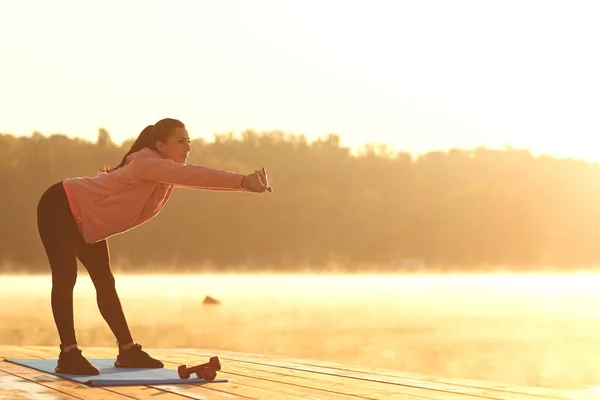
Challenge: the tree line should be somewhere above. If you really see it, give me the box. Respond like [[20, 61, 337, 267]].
[[2, 129, 599, 273]]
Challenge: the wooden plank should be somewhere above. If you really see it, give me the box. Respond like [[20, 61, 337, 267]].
[[1, 347, 134, 400], [101, 384, 236, 400], [157, 351, 430, 400], [205, 365, 429, 400], [162, 349, 548, 400], [169, 357, 548, 400], [82, 349, 406, 400], [148, 350, 473, 400], [0, 361, 133, 400], [0, 346, 39, 361], [136, 384, 255, 400], [0, 369, 80, 400], [7, 347, 250, 400], [86, 348, 390, 400], [4, 347, 584, 400], [69, 347, 260, 400], [0, 387, 31, 400], [20, 346, 563, 400], [179, 348, 576, 400], [235, 349, 579, 400]]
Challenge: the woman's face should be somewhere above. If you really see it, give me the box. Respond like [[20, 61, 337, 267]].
[[156, 127, 192, 164]]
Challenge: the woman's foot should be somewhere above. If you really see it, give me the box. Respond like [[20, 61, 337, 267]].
[[55, 345, 100, 375], [114, 343, 164, 368]]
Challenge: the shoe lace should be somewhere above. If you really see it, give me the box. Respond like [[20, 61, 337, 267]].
[[123, 343, 144, 354]]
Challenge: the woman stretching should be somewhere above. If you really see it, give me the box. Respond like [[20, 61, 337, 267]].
[[36, 118, 271, 375]]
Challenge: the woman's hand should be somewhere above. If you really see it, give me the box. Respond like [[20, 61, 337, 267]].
[[242, 167, 272, 193]]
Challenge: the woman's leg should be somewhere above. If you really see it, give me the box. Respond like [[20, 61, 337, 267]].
[[76, 239, 163, 368], [37, 182, 100, 375], [75, 240, 134, 346], [36, 183, 79, 347]]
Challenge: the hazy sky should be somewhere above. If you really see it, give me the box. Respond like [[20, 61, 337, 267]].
[[1, 0, 598, 159]]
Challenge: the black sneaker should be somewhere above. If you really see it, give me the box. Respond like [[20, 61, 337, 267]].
[[114, 343, 164, 368], [55, 346, 100, 376]]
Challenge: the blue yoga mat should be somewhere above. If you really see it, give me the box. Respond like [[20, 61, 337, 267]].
[[6, 358, 228, 387]]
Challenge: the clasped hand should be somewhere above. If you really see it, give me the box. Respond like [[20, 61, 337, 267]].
[[242, 167, 272, 193]]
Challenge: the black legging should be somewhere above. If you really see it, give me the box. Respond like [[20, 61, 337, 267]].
[[36, 181, 133, 347]]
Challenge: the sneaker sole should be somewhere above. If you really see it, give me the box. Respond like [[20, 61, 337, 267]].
[[55, 366, 100, 375], [114, 359, 164, 368], [114, 363, 163, 368]]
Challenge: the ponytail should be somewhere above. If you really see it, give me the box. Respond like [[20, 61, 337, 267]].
[[99, 118, 185, 173]]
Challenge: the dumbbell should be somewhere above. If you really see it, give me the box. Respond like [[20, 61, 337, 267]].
[[177, 356, 221, 380]]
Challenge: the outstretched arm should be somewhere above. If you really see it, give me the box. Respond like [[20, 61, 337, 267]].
[[128, 156, 271, 193], [129, 156, 244, 190]]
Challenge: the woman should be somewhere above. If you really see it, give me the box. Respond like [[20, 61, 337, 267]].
[[36, 118, 271, 375]]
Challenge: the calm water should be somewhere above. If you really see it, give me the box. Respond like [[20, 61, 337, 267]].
[[1, 272, 600, 390]]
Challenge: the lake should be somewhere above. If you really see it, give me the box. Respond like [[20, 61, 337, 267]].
[[1, 272, 599, 390]]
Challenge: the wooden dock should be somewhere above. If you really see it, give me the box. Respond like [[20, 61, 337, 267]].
[[0, 345, 593, 400]]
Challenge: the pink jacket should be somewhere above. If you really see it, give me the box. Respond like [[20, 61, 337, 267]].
[[63, 148, 246, 244]]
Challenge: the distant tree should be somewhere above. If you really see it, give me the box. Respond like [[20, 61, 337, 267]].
[[96, 128, 114, 148], [1, 129, 599, 273]]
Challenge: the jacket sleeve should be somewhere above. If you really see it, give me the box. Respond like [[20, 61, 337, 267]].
[[127, 155, 245, 191]]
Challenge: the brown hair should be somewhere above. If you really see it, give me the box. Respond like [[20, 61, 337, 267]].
[[101, 118, 185, 172]]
